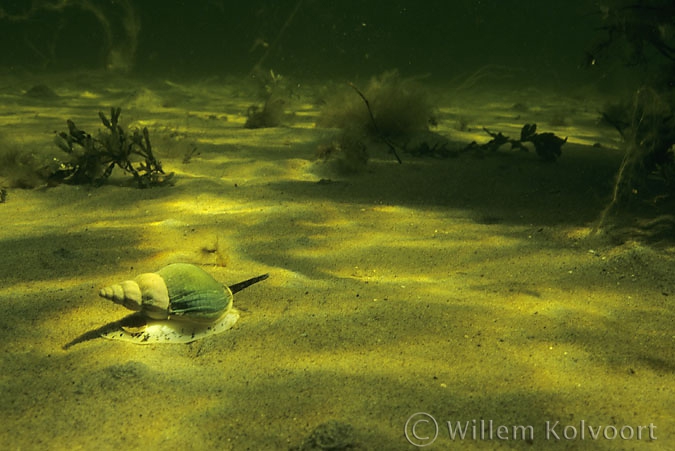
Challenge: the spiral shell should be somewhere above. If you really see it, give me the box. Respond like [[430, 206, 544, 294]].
[[96, 263, 267, 344], [99, 263, 232, 321]]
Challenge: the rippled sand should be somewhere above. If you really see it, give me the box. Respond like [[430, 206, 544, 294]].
[[0, 71, 672, 450]]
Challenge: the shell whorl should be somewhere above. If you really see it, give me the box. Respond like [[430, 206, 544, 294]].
[[99, 272, 171, 320], [135, 273, 171, 319], [99, 280, 142, 309]]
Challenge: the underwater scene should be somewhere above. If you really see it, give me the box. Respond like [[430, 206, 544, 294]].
[[0, 0, 673, 449]]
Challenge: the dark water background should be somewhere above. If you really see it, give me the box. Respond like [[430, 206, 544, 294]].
[[0, 0, 604, 85]]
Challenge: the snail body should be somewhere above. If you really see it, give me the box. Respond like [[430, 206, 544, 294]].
[[98, 263, 267, 344]]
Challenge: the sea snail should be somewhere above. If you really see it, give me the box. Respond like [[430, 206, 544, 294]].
[[98, 263, 268, 344]]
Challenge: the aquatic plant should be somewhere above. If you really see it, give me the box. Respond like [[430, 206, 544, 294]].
[[0, 132, 58, 189], [53, 107, 173, 187], [584, 1, 675, 67], [463, 124, 567, 161], [316, 70, 435, 168], [346, 81, 402, 163], [585, 2, 675, 233], [596, 88, 675, 229], [244, 95, 286, 129], [315, 130, 369, 174], [318, 70, 434, 139], [590, 1, 675, 193], [518, 124, 568, 161], [244, 69, 287, 129], [602, 90, 675, 184]]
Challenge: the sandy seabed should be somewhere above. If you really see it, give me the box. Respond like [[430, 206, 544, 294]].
[[0, 71, 673, 450]]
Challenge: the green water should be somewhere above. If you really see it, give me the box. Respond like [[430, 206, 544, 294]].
[[0, 1, 673, 450]]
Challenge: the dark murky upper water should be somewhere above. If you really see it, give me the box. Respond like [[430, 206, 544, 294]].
[[0, 1, 601, 82]]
